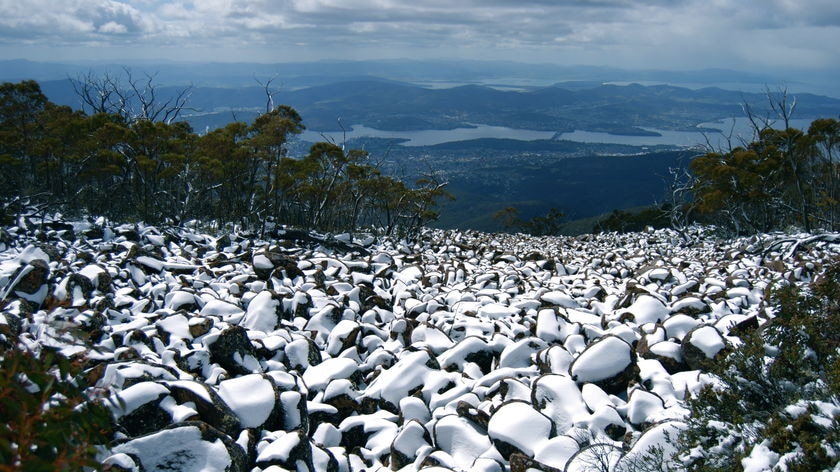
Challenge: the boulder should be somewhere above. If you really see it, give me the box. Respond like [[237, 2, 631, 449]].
[[487, 400, 554, 459], [625, 389, 665, 428], [569, 335, 638, 394], [11, 259, 50, 304], [109, 421, 249, 471], [531, 374, 588, 435], [110, 381, 172, 438], [207, 325, 263, 375], [620, 295, 669, 325], [392, 419, 433, 470], [217, 373, 281, 430], [253, 250, 302, 280], [638, 340, 687, 374], [681, 324, 728, 370], [239, 290, 282, 333], [167, 380, 241, 436]]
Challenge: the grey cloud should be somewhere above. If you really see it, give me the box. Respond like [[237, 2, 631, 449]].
[[0, 0, 836, 70]]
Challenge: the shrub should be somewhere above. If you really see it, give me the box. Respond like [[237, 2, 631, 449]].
[[675, 258, 840, 471], [0, 347, 113, 471]]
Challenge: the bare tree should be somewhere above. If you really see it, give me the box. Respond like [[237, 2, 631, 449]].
[[565, 442, 623, 472], [663, 164, 698, 243], [254, 74, 281, 114], [70, 68, 193, 124], [70, 71, 124, 116]]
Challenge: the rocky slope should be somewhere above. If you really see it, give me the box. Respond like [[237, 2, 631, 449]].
[[1, 213, 838, 471]]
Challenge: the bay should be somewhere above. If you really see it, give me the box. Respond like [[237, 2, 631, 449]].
[[301, 118, 816, 148]]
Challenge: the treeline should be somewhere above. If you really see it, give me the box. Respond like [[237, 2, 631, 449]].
[[0, 79, 449, 235], [689, 111, 840, 234], [596, 95, 840, 236]]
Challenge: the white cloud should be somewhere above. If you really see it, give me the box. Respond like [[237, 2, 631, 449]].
[[98, 21, 128, 34]]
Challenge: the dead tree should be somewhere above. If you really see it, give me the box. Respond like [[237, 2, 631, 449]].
[[70, 68, 193, 124]]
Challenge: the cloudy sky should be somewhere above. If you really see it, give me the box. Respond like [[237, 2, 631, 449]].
[[0, 0, 838, 71]]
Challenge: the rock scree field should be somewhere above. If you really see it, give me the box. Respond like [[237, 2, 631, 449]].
[[1, 211, 839, 471]]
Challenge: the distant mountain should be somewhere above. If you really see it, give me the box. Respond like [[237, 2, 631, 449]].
[[280, 80, 839, 134], [35, 73, 840, 141], [5, 58, 838, 94]]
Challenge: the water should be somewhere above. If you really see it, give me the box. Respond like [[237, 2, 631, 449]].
[[554, 118, 816, 148], [302, 124, 556, 147], [301, 118, 817, 149]]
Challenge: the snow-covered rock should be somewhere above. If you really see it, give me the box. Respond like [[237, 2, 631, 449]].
[[109, 422, 248, 472], [682, 324, 728, 370], [569, 335, 638, 394], [487, 400, 554, 459], [2, 213, 838, 472]]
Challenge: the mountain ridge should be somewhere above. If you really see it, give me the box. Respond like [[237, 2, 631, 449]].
[[33, 76, 839, 135]]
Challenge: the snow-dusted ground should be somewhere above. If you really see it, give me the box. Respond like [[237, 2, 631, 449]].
[[1, 215, 839, 471]]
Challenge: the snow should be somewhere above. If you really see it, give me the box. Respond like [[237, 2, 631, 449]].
[[165, 380, 212, 403], [303, 357, 358, 391], [5, 214, 840, 472], [164, 291, 200, 311], [240, 290, 280, 332], [649, 341, 683, 361], [570, 335, 632, 383], [101, 453, 137, 470], [79, 264, 106, 286], [487, 401, 553, 456], [662, 314, 700, 340], [623, 295, 669, 325], [688, 325, 726, 358], [339, 412, 399, 458], [742, 440, 781, 472], [111, 425, 232, 472], [535, 308, 567, 342], [646, 267, 671, 281], [18, 245, 51, 264], [363, 350, 438, 408], [400, 396, 431, 424], [626, 389, 665, 425], [256, 431, 300, 463], [477, 302, 519, 319], [281, 391, 305, 430], [396, 264, 423, 283], [253, 253, 274, 270], [498, 337, 547, 368], [622, 420, 686, 463], [217, 374, 276, 428], [135, 255, 164, 272], [533, 374, 589, 434], [433, 415, 492, 469], [112, 381, 169, 417], [160, 395, 198, 422], [671, 296, 707, 314], [200, 299, 245, 318], [541, 290, 580, 308], [533, 435, 580, 470], [156, 313, 193, 341]]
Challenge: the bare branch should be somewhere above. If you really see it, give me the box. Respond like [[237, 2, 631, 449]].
[[254, 74, 281, 114]]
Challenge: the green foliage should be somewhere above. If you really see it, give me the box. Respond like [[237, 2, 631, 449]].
[[595, 204, 672, 233], [493, 206, 565, 235], [690, 115, 840, 234], [0, 80, 450, 235], [676, 259, 840, 471], [0, 347, 113, 471]]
